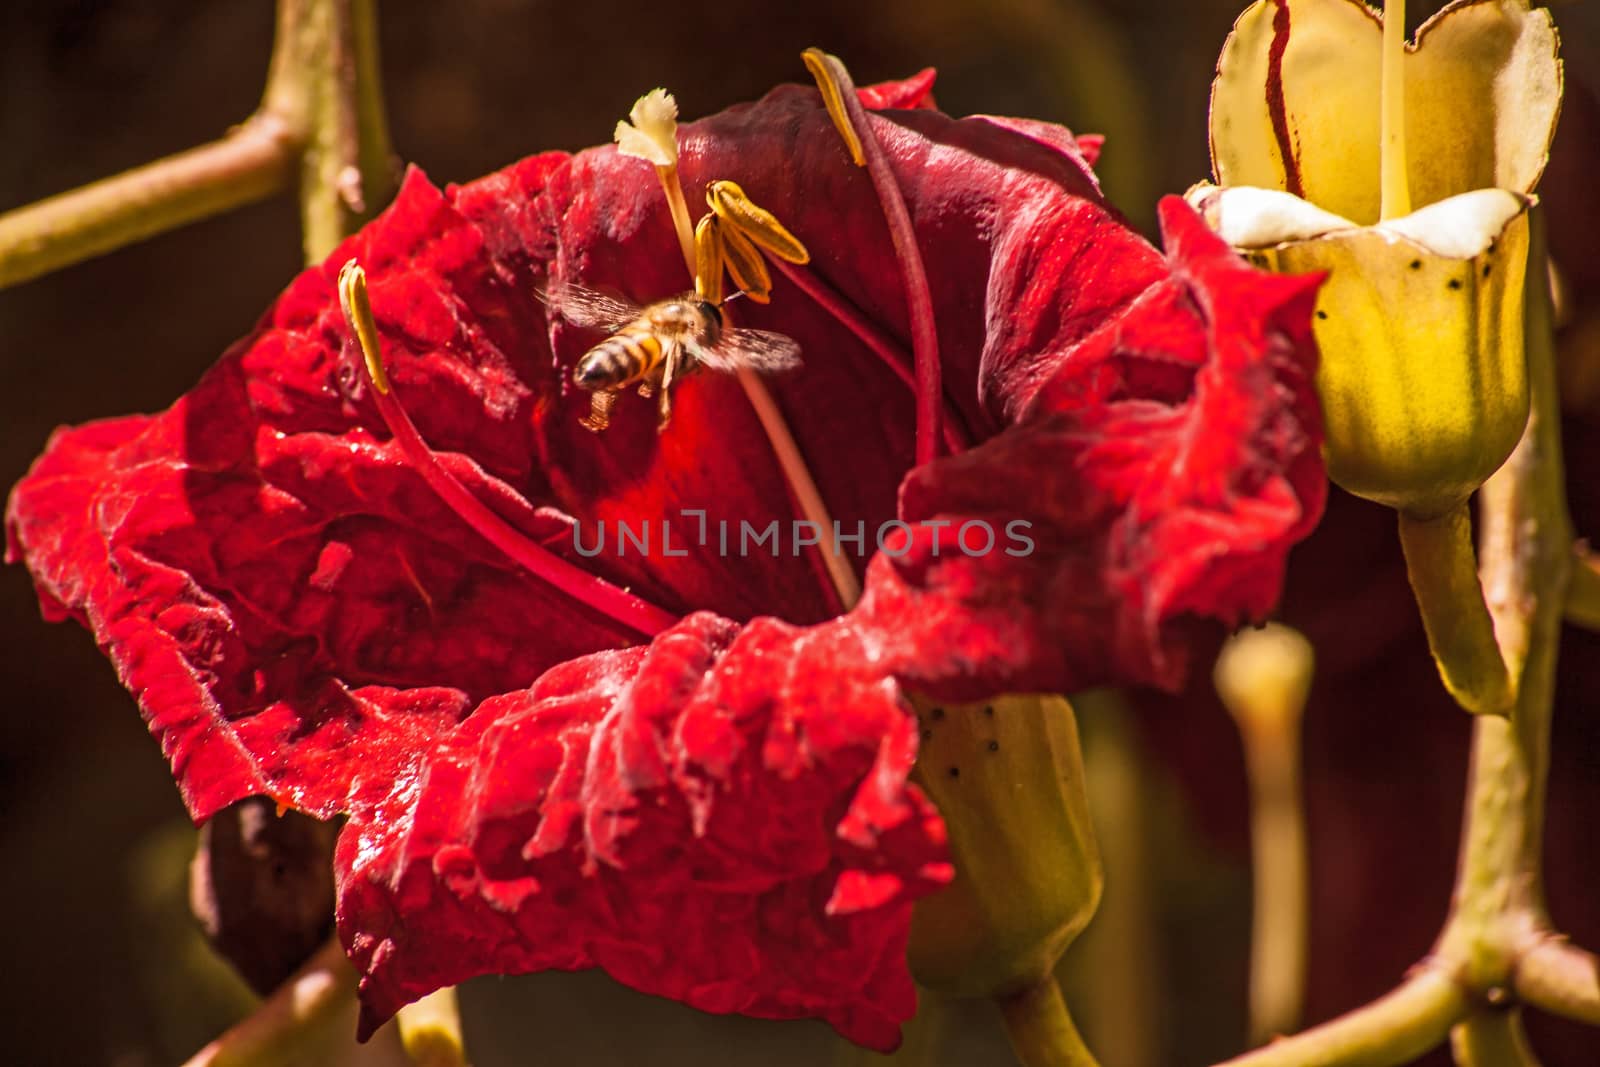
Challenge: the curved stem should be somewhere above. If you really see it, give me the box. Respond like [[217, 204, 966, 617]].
[[1214, 967, 1468, 1067], [0, 0, 398, 288], [998, 979, 1100, 1067], [182, 938, 356, 1067], [0, 115, 299, 289], [340, 262, 678, 637], [1434, 209, 1567, 989], [1514, 938, 1600, 1026], [1397, 505, 1515, 716], [802, 49, 943, 466], [1449, 1010, 1541, 1067], [769, 256, 973, 455]]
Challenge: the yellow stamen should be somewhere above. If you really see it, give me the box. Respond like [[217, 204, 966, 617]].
[[718, 222, 773, 303], [801, 47, 866, 166], [705, 180, 810, 264], [1380, 0, 1410, 220], [657, 165, 698, 276], [337, 259, 389, 394], [693, 215, 725, 304]]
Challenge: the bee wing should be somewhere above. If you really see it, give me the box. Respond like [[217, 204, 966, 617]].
[[695, 328, 803, 374], [541, 283, 640, 331]]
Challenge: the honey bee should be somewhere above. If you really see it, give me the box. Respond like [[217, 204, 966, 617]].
[[547, 285, 802, 432]]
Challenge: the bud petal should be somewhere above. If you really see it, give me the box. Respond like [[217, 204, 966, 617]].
[[1190, 183, 1531, 516], [1211, 0, 1560, 224]]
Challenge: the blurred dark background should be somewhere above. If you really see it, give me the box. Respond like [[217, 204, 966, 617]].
[[2, 1, 1598, 1064]]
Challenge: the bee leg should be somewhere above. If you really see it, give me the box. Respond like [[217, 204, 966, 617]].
[[580, 389, 617, 433], [636, 380, 654, 398], [656, 345, 681, 431]]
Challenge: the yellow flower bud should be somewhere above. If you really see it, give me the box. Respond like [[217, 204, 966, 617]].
[[1199, 0, 1560, 516], [1190, 183, 1531, 516]]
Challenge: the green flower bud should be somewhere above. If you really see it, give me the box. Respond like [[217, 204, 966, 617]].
[[907, 694, 1102, 999]]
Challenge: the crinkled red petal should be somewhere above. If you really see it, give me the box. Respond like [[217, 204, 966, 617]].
[[854, 197, 1325, 697], [337, 611, 948, 1049]]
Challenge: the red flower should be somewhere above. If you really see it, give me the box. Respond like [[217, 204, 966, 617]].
[[6, 70, 1323, 1048]]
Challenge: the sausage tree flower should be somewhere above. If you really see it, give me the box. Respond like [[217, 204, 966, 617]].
[[7, 70, 1324, 1047], [1188, 0, 1561, 717], [1189, 0, 1560, 519]]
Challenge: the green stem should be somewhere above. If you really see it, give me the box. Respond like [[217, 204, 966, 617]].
[[1449, 1010, 1541, 1067], [1514, 938, 1600, 1025], [1214, 967, 1467, 1067], [181, 939, 356, 1067], [284, 0, 397, 262], [1397, 505, 1515, 716], [0, 116, 298, 289], [1432, 209, 1567, 991], [998, 979, 1099, 1067]]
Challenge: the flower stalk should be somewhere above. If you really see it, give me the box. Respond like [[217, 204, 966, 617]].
[[907, 694, 1104, 1066], [999, 979, 1099, 1067], [1563, 547, 1600, 631], [1397, 507, 1515, 716], [395, 987, 469, 1067]]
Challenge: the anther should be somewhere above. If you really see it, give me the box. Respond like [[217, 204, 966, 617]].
[[705, 180, 810, 265], [801, 48, 866, 166]]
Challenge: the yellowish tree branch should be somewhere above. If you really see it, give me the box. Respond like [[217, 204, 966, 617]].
[[1215, 967, 1467, 1067], [1514, 937, 1600, 1027], [0, 116, 298, 288]]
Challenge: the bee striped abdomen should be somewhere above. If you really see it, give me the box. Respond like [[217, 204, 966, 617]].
[[574, 327, 663, 390]]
